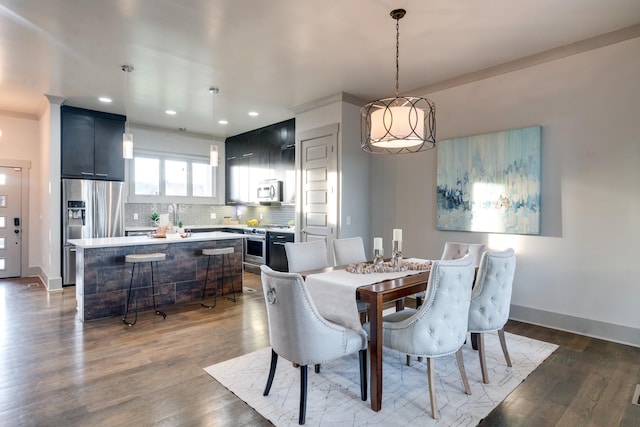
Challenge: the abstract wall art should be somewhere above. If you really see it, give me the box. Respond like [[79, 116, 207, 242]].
[[436, 126, 541, 234]]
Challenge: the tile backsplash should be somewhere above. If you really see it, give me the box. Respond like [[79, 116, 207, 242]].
[[125, 203, 295, 228]]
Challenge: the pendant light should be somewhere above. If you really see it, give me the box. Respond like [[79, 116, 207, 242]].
[[361, 9, 436, 154], [122, 64, 134, 159], [209, 87, 220, 167]]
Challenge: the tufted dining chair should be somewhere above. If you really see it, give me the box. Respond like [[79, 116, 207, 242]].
[[368, 255, 476, 419], [332, 237, 370, 322], [285, 240, 329, 273], [260, 265, 367, 425], [332, 237, 367, 265], [415, 242, 486, 307], [468, 248, 516, 384]]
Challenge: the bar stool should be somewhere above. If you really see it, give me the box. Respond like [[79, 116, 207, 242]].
[[123, 252, 167, 326], [201, 247, 237, 308]]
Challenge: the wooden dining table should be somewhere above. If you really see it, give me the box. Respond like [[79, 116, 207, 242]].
[[301, 265, 431, 412]]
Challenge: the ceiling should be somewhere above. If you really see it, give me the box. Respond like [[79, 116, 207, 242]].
[[1, 1, 639, 140]]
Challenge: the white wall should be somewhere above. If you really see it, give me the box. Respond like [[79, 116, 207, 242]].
[[0, 111, 41, 277], [370, 37, 640, 346]]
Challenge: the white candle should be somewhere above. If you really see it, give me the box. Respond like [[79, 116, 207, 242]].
[[373, 237, 383, 250], [393, 228, 402, 241]]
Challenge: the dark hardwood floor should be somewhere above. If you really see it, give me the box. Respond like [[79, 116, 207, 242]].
[[1, 273, 638, 426]]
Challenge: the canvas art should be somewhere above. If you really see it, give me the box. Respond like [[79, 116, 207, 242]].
[[436, 126, 541, 234]]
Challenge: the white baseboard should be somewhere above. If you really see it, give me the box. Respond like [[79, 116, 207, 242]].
[[510, 304, 640, 348]]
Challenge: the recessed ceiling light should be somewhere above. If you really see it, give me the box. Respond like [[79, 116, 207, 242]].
[[166, 110, 177, 115], [248, 111, 259, 117], [218, 120, 228, 125], [99, 97, 112, 103]]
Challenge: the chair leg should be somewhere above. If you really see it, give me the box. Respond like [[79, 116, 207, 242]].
[[263, 349, 278, 396], [456, 348, 472, 395], [426, 358, 439, 420], [498, 328, 513, 367], [123, 263, 138, 326], [359, 349, 367, 401], [151, 261, 166, 319], [299, 365, 308, 425], [477, 332, 489, 384], [406, 355, 412, 366], [222, 253, 236, 303], [416, 296, 423, 308], [201, 255, 217, 308]]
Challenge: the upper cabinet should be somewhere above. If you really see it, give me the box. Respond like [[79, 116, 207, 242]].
[[61, 106, 126, 181], [225, 118, 295, 205]]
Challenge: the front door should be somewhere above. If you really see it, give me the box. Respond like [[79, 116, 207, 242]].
[[298, 124, 338, 248], [0, 166, 22, 278]]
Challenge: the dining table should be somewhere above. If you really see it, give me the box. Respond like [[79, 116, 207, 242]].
[[300, 260, 432, 412]]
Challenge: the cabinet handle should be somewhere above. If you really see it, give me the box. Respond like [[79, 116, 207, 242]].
[[272, 241, 287, 246], [242, 152, 254, 157], [80, 172, 93, 176], [95, 173, 108, 177], [284, 144, 295, 149]]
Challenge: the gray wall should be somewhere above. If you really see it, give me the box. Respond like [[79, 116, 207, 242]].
[[370, 37, 640, 346]]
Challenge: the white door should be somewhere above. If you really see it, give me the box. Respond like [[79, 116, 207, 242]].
[[0, 166, 22, 278], [299, 124, 338, 248]]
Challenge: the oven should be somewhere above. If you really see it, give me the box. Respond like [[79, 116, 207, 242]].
[[244, 228, 266, 266]]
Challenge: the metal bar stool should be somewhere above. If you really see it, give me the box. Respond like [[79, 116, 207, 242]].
[[123, 252, 167, 326], [201, 247, 236, 308]]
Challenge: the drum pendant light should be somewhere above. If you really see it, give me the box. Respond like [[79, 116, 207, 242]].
[[121, 65, 134, 159], [361, 9, 436, 154]]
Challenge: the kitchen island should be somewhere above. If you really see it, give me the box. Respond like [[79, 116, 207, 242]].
[[68, 232, 246, 321]]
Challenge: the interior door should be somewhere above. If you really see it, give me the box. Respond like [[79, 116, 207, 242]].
[[0, 166, 22, 278], [298, 124, 338, 248]]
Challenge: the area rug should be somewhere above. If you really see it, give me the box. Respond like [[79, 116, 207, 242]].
[[204, 332, 557, 426]]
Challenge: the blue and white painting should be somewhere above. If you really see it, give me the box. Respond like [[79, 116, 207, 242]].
[[436, 126, 541, 235]]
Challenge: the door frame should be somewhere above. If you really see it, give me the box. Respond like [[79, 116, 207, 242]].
[[0, 159, 31, 278], [295, 123, 339, 253]]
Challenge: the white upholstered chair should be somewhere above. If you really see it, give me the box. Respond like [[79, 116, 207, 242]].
[[332, 237, 370, 321], [415, 242, 486, 307], [260, 265, 367, 425], [441, 242, 486, 265], [332, 237, 367, 265], [468, 248, 516, 384], [370, 255, 476, 419], [284, 240, 329, 273]]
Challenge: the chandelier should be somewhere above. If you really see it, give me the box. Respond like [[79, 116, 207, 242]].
[[361, 9, 436, 154], [121, 64, 134, 159]]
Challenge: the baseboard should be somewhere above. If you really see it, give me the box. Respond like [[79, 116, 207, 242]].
[[510, 304, 640, 348], [28, 266, 63, 292]]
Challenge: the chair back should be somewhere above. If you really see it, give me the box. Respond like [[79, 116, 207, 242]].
[[468, 248, 516, 332], [260, 265, 366, 365], [332, 237, 367, 265], [385, 255, 476, 357], [284, 240, 329, 273], [441, 242, 486, 267]]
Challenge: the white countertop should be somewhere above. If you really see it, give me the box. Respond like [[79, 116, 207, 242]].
[[68, 231, 246, 249], [125, 224, 296, 233]]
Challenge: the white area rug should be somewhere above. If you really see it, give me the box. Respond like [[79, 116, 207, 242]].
[[204, 332, 557, 426]]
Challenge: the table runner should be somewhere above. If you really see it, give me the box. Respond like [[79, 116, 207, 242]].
[[305, 259, 430, 331]]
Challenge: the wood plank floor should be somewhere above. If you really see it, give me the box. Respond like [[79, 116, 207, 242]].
[[1, 274, 638, 426]]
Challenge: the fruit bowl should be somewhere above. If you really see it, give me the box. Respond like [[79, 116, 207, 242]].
[[247, 219, 260, 227]]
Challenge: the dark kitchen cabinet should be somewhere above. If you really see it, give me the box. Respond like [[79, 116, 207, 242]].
[[225, 118, 295, 205], [267, 231, 294, 272], [61, 106, 126, 181]]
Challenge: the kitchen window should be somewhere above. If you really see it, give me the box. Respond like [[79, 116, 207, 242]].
[[128, 150, 218, 203]]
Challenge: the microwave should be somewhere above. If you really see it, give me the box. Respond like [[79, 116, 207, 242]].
[[256, 179, 283, 204]]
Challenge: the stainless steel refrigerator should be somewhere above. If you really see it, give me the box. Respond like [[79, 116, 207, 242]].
[[62, 179, 124, 285]]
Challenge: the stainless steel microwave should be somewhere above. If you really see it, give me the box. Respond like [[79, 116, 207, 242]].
[[256, 179, 283, 204]]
